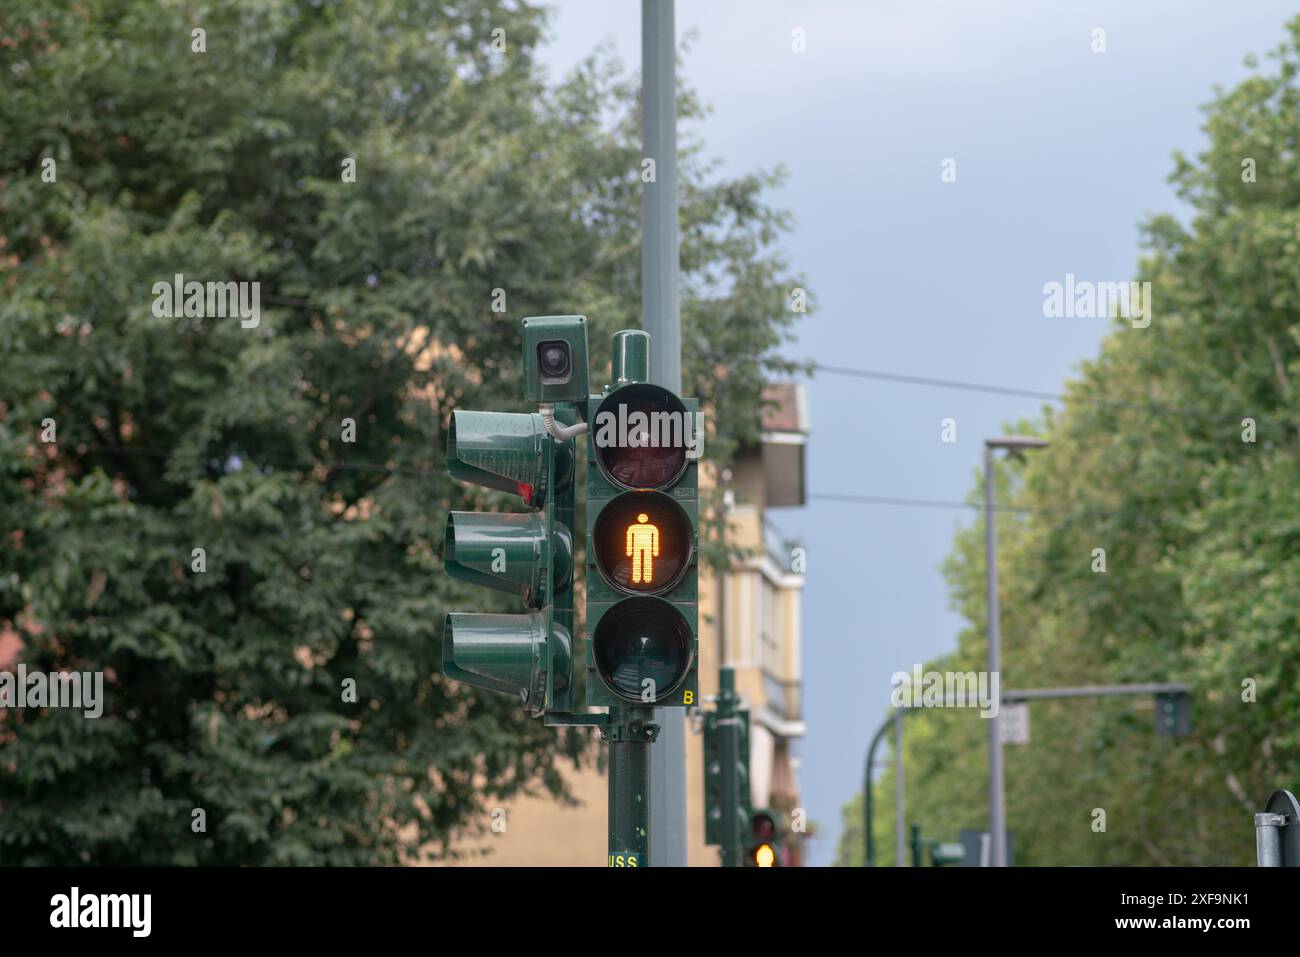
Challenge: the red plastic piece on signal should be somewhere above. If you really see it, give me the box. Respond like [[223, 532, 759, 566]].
[[517, 481, 535, 504]]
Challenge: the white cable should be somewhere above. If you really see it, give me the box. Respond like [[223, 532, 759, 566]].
[[539, 403, 588, 441]]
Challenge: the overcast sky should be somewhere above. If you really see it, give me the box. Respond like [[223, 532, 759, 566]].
[[535, 0, 1295, 865]]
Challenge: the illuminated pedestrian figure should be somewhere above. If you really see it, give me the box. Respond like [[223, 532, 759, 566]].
[[626, 512, 660, 585]]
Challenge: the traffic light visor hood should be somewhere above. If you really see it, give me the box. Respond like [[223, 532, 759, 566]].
[[448, 410, 573, 507], [444, 511, 572, 605], [443, 612, 570, 716]]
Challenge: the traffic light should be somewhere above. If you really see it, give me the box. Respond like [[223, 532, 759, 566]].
[[746, 809, 781, 867], [704, 705, 750, 847], [704, 668, 751, 866], [584, 332, 699, 707], [441, 323, 583, 716], [1155, 690, 1191, 737]]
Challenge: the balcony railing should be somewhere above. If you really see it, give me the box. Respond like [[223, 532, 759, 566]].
[[762, 669, 803, 723], [763, 518, 803, 575]]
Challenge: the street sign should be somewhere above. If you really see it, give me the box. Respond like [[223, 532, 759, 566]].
[[1000, 701, 1030, 745], [1155, 690, 1191, 737]]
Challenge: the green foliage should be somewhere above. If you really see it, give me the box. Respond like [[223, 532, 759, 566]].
[[838, 15, 1300, 867], [0, 0, 806, 864]]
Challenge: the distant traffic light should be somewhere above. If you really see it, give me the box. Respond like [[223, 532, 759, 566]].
[[585, 331, 699, 708], [747, 809, 780, 867], [1155, 690, 1191, 737], [704, 669, 751, 866]]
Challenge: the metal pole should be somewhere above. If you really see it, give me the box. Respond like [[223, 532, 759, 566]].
[[608, 705, 654, 865], [863, 712, 894, 866], [894, 708, 906, 866], [642, 0, 684, 867], [1256, 813, 1286, 867], [985, 445, 1007, 867]]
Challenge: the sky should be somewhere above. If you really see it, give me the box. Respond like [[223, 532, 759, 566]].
[[534, 0, 1296, 865]]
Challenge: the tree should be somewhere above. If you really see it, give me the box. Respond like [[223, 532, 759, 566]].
[[838, 14, 1300, 866], [0, 0, 806, 864]]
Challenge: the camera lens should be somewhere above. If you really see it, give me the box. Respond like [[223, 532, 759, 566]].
[[537, 340, 572, 383]]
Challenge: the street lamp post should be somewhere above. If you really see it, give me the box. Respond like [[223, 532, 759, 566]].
[[984, 435, 1047, 868]]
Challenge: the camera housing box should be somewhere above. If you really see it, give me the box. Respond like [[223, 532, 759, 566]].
[[523, 315, 590, 402]]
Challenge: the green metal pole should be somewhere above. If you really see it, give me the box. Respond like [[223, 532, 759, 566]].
[[608, 705, 655, 866], [863, 712, 894, 866]]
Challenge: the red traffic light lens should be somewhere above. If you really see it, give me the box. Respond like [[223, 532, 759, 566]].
[[591, 597, 694, 703], [592, 384, 691, 490], [592, 491, 692, 596]]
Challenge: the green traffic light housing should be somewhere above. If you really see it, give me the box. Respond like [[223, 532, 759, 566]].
[[584, 336, 700, 709], [447, 410, 573, 508], [441, 363, 580, 717], [704, 677, 751, 866], [442, 612, 571, 717]]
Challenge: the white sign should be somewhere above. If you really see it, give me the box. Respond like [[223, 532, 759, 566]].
[[1000, 702, 1030, 745]]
